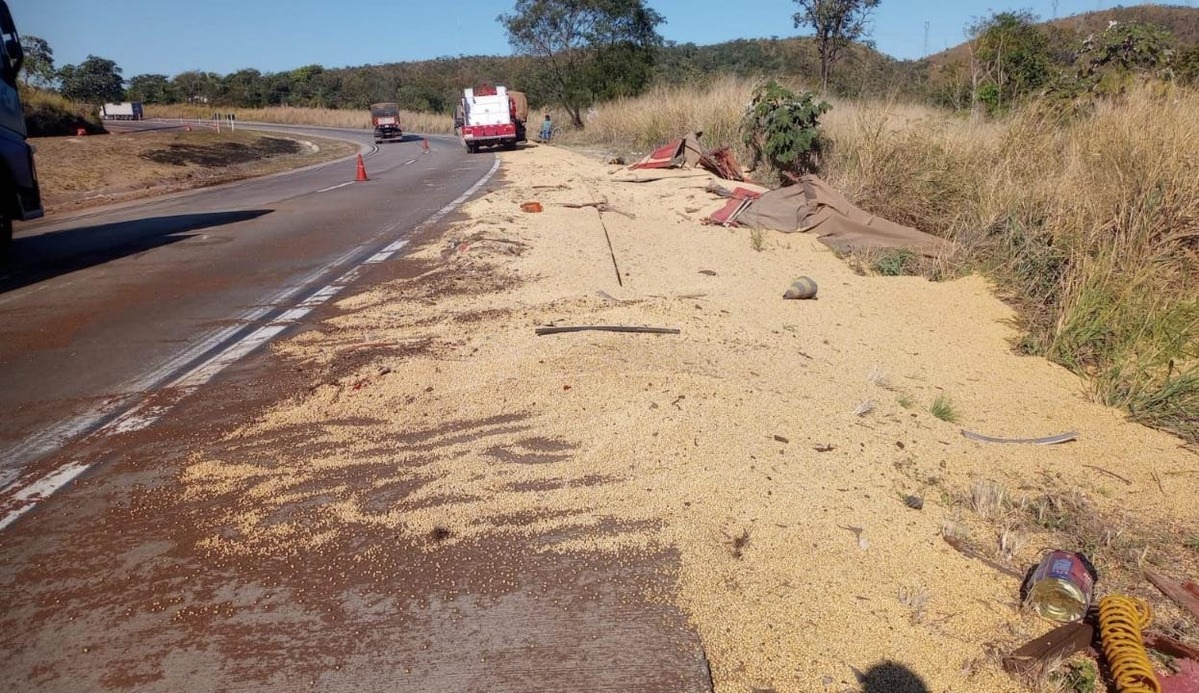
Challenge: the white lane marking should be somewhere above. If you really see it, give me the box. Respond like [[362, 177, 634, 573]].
[[3, 263, 342, 469], [0, 155, 502, 531], [316, 181, 355, 193], [0, 462, 93, 531], [402, 159, 417, 166]]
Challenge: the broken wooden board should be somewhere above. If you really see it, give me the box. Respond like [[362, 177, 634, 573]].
[[1147, 572, 1199, 621], [1003, 621, 1095, 675], [1145, 633, 1199, 662]]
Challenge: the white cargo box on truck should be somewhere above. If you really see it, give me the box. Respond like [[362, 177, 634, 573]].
[[463, 86, 511, 126], [459, 86, 522, 153], [100, 102, 143, 120]]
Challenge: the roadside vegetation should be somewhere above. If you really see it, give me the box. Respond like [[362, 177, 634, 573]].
[[19, 86, 104, 137], [563, 76, 1199, 446], [142, 104, 455, 135]]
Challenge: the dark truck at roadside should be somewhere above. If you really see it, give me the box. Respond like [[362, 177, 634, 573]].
[[0, 0, 43, 259], [370, 102, 402, 144]]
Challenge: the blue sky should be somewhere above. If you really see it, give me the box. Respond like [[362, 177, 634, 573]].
[[9, 0, 1192, 78]]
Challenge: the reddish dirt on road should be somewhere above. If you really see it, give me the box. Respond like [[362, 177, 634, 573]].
[[0, 229, 712, 693]]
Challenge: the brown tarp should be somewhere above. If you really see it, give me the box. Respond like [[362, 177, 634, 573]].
[[732, 175, 953, 257]]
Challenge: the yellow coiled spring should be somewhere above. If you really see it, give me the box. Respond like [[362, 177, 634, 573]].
[[1097, 595, 1160, 693]]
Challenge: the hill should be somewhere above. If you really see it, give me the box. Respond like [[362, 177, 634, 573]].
[[924, 4, 1199, 70], [653, 36, 921, 96]]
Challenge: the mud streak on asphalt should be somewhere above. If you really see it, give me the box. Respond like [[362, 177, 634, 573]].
[[0, 221, 712, 693]]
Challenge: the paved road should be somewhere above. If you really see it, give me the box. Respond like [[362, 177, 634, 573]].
[[0, 123, 487, 491], [0, 124, 710, 691]]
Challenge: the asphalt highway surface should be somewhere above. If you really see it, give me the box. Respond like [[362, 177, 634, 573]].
[[0, 123, 489, 492], [0, 123, 710, 691]]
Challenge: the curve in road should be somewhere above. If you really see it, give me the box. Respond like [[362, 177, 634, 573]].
[[0, 122, 497, 529]]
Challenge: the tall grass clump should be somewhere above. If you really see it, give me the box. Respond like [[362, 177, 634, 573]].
[[144, 104, 455, 134], [825, 85, 1199, 441], [555, 77, 757, 157]]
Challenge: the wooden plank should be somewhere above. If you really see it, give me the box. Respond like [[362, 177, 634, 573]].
[[1003, 622, 1095, 675], [536, 325, 681, 336], [1145, 633, 1199, 661], [1146, 572, 1199, 620]]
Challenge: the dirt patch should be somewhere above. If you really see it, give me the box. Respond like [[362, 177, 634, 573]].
[[31, 129, 355, 214], [140, 136, 302, 167]]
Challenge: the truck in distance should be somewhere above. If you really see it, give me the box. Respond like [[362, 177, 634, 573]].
[[100, 102, 144, 120], [455, 85, 527, 153], [0, 0, 45, 258], [370, 103, 402, 144]]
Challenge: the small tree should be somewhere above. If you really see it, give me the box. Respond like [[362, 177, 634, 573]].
[[172, 70, 221, 104], [966, 11, 1052, 114], [127, 74, 175, 104], [741, 80, 831, 184], [499, 0, 664, 128], [1076, 21, 1175, 93], [58, 55, 124, 103], [18, 34, 55, 88], [1178, 45, 1199, 86], [792, 0, 881, 93], [222, 68, 266, 107]]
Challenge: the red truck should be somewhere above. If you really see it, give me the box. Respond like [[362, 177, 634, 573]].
[[454, 85, 527, 153]]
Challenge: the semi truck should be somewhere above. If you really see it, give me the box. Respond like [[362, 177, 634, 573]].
[[100, 102, 144, 120], [369, 102, 402, 144], [455, 85, 527, 153], [0, 0, 44, 258]]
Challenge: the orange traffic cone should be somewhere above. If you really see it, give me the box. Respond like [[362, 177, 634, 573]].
[[355, 154, 369, 182]]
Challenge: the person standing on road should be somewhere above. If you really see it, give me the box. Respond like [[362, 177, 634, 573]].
[[540, 114, 552, 142]]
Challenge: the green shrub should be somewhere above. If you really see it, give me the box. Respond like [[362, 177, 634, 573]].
[[740, 80, 830, 184]]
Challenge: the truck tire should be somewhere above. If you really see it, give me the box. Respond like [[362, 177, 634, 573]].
[[0, 207, 12, 263]]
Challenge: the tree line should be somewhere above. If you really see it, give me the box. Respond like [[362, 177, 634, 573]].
[[18, 1, 1199, 125], [17, 0, 895, 124]]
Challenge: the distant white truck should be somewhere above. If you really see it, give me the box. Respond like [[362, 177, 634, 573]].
[[100, 102, 144, 120]]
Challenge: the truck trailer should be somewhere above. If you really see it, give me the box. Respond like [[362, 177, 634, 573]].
[[369, 103, 402, 143], [456, 85, 527, 153], [100, 102, 144, 120], [0, 0, 45, 259]]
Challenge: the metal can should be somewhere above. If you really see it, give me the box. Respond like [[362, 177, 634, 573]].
[[1025, 550, 1098, 622]]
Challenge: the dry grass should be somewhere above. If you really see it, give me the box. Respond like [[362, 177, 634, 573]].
[[558, 79, 1199, 443], [948, 478, 1197, 621], [32, 129, 354, 212], [21, 86, 104, 136], [144, 104, 456, 135], [555, 78, 755, 157]]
